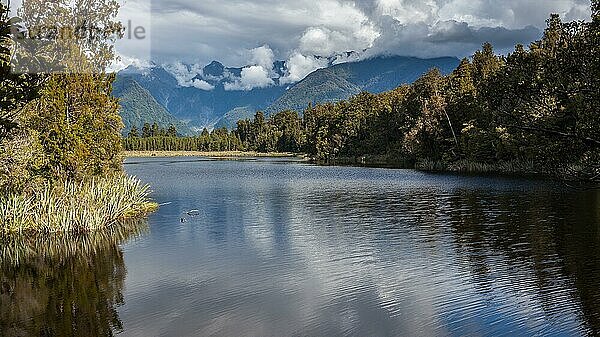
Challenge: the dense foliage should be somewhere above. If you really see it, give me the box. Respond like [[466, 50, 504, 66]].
[[296, 7, 599, 183], [128, 5, 599, 183], [123, 110, 304, 153], [0, 1, 156, 232], [124, 124, 244, 152], [0, 0, 125, 191]]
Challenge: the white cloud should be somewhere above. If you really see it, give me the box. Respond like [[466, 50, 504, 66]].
[[250, 45, 276, 73], [224, 66, 274, 91], [376, 0, 439, 24], [113, 0, 594, 83], [191, 79, 215, 91], [299, 26, 379, 57], [108, 53, 153, 73], [163, 62, 215, 91], [280, 52, 329, 84]]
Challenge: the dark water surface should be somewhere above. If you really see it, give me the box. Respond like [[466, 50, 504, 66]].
[[2, 157, 600, 336]]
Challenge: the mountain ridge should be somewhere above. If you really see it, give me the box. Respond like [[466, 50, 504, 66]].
[[114, 55, 461, 132]]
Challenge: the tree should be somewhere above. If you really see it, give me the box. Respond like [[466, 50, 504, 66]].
[[24, 72, 123, 179], [151, 122, 160, 137], [4, 0, 127, 181], [0, 3, 44, 141], [472, 42, 503, 88], [166, 124, 177, 137], [128, 125, 139, 138], [141, 123, 151, 138], [269, 110, 304, 152], [403, 68, 452, 160], [18, 0, 123, 73]]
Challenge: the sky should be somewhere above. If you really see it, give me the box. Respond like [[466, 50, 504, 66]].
[[111, 0, 593, 85]]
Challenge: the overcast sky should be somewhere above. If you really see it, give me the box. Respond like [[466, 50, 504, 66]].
[[112, 0, 593, 79]]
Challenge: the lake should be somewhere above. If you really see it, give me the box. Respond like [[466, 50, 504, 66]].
[[2, 157, 600, 336]]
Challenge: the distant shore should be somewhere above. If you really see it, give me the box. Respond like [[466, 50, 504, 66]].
[[123, 151, 304, 158]]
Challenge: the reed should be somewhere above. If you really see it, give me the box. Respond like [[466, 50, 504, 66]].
[[416, 159, 543, 175], [0, 218, 148, 266], [0, 175, 158, 235]]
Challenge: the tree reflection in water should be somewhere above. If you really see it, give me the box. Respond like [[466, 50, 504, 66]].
[[0, 220, 148, 337], [446, 189, 600, 335]]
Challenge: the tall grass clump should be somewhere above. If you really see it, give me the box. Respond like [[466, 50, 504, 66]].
[[416, 158, 544, 175], [0, 175, 158, 235]]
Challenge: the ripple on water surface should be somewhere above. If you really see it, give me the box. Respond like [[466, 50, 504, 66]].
[[2, 157, 598, 336], [114, 158, 600, 336]]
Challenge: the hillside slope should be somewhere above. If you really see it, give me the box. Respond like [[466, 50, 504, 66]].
[[266, 69, 362, 115], [113, 77, 193, 136], [264, 56, 460, 116]]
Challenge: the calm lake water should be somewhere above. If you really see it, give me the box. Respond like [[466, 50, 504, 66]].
[[2, 157, 600, 336]]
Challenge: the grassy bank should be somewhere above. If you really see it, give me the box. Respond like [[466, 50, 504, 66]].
[[415, 159, 545, 175], [317, 155, 415, 169], [317, 155, 557, 178], [123, 150, 303, 158], [0, 174, 158, 235]]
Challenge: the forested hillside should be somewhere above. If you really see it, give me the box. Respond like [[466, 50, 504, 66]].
[[115, 56, 460, 131], [264, 56, 459, 115], [125, 5, 600, 184], [113, 77, 193, 136]]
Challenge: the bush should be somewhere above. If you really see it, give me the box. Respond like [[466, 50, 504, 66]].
[[0, 174, 158, 234]]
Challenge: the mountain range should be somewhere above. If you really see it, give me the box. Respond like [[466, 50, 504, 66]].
[[114, 55, 460, 134]]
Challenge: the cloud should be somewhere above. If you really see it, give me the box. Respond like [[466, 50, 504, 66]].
[[108, 53, 153, 73], [224, 65, 275, 91], [163, 62, 215, 91], [299, 26, 379, 57], [376, 0, 439, 24], [280, 52, 329, 84], [113, 0, 594, 83], [191, 79, 215, 91], [250, 45, 276, 74]]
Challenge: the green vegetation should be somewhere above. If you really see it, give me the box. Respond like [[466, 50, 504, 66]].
[[124, 125, 244, 152], [113, 77, 194, 136], [124, 110, 305, 154], [264, 56, 459, 116], [214, 106, 256, 130], [0, 174, 157, 235], [126, 4, 599, 184], [298, 9, 599, 183], [0, 1, 156, 233], [265, 69, 361, 115]]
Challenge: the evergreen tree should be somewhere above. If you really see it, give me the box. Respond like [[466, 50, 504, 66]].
[[151, 122, 160, 137], [142, 123, 151, 138], [2, 0, 125, 182], [167, 124, 177, 137], [128, 125, 139, 138], [0, 4, 44, 141]]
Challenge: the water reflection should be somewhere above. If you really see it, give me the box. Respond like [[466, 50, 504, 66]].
[[0, 221, 147, 337], [4, 158, 598, 336]]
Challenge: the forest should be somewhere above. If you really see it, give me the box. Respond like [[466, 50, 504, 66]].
[[125, 2, 600, 184], [0, 0, 156, 233]]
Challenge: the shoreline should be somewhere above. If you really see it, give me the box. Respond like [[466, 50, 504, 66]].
[[122, 151, 595, 185], [123, 151, 305, 158]]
